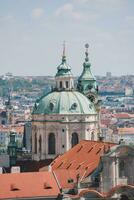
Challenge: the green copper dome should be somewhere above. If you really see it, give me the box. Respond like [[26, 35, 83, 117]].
[[33, 91, 96, 115], [55, 55, 72, 77], [79, 62, 96, 80]]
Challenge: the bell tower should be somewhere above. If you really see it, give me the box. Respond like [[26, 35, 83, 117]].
[[77, 44, 98, 103]]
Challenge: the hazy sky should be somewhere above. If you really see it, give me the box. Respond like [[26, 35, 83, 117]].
[[0, 0, 134, 76]]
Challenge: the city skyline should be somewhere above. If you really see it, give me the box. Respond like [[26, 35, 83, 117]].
[[0, 0, 134, 76]]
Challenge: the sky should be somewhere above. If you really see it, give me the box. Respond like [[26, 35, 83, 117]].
[[0, 0, 134, 76]]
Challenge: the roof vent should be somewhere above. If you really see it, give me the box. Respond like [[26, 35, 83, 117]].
[[57, 161, 64, 168], [87, 147, 93, 153], [77, 145, 83, 152], [44, 182, 52, 189], [68, 178, 74, 183], [76, 164, 81, 170], [96, 148, 101, 154], [66, 163, 72, 169], [11, 184, 19, 191]]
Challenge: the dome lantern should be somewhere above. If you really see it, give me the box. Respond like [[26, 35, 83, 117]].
[[55, 42, 74, 91]]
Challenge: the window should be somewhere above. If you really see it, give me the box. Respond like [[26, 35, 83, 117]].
[[48, 133, 55, 154], [34, 133, 37, 154], [71, 133, 79, 147], [49, 102, 54, 111], [39, 135, 42, 153], [91, 131, 94, 140], [119, 160, 125, 177], [1, 120, 5, 125], [60, 81, 62, 88], [66, 81, 69, 88]]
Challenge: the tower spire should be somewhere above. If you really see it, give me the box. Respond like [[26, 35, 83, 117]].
[[62, 41, 66, 63], [85, 43, 89, 62]]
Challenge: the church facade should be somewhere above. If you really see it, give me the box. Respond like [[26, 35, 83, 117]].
[[32, 44, 99, 160]]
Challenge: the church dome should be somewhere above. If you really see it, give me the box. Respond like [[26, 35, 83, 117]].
[[33, 91, 96, 115]]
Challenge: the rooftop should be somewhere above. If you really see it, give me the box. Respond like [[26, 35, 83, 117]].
[[118, 127, 134, 134], [0, 171, 60, 199], [43, 140, 115, 189]]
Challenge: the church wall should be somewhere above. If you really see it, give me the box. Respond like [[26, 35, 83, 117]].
[[32, 113, 98, 160], [100, 157, 114, 193], [100, 146, 134, 193]]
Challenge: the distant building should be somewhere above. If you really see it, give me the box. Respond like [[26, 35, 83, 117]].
[[0, 154, 9, 168], [106, 72, 112, 79], [113, 127, 134, 144], [0, 110, 7, 125], [0, 125, 24, 152], [2, 72, 13, 80], [125, 86, 133, 96]]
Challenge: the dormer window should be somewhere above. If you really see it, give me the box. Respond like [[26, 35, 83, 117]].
[[44, 182, 52, 189], [10, 184, 19, 191], [71, 103, 77, 110]]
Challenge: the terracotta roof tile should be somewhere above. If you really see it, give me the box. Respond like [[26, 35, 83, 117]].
[[50, 140, 115, 189], [0, 171, 60, 199], [114, 113, 131, 119], [118, 127, 134, 134]]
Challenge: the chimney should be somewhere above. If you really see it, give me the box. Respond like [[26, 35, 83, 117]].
[[11, 166, 20, 173]]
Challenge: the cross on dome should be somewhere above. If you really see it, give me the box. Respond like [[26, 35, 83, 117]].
[[62, 41, 66, 63], [85, 43, 89, 62]]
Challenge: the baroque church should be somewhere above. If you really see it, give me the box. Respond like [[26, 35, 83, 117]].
[[32, 44, 100, 160]]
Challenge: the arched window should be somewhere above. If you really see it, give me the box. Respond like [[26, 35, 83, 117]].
[[34, 133, 37, 154], [91, 131, 94, 140], [60, 81, 62, 89], [71, 133, 79, 147], [66, 81, 69, 88], [39, 135, 42, 153], [48, 133, 55, 154]]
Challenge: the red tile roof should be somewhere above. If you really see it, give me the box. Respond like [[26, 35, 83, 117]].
[[113, 113, 131, 119], [49, 140, 115, 189], [101, 119, 111, 126], [0, 171, 60, 199], [79, 185, 134, 198], [0, 125, 24, 134], [16, 159, 53, 172], [118, 127, 134, 135]]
